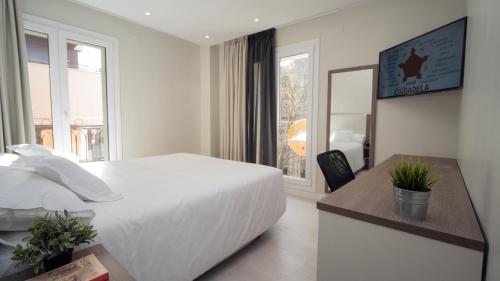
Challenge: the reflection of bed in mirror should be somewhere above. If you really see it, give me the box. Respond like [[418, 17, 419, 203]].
[[329, 130, 366, 172], [326, 64, 378, 186]]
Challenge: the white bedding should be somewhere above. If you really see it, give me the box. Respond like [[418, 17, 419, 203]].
[[0, 153, 286, 280], [330, 141, 365, 172]]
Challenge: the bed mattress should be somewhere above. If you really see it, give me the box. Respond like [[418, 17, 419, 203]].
[[0, 153, 286, 280]]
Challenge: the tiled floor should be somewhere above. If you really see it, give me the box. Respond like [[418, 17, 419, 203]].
[[197, 196, 319, 281]]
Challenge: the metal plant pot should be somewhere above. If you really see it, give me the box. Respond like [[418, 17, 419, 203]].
[[393, 186, 431, 221]]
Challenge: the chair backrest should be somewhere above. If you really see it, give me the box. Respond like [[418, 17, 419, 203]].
[[317, 150, 355, 192]]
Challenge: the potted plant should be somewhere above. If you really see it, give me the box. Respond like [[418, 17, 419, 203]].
[[390, 157, 438, 221], [11, 210, 97, 274]]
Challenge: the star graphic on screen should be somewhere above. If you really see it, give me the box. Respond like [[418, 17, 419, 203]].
[[398, 48, 429, 82]]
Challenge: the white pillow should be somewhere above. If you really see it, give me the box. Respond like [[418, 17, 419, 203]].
[[7, 144, 79, 163], [351, 133, 366, 144], [0, 166, 95, 231], [331, 130, 352, 142], [12, 155, 123, 202]]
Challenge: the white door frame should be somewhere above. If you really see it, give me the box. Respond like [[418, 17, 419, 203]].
[[276, 39, 320, 192], [23, 14, 122, 160]]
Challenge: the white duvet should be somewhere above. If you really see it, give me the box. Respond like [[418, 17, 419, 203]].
[[0, 153, 286, 280]]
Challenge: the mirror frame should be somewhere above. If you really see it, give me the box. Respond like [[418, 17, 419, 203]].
[[326, 64, 379, 173]]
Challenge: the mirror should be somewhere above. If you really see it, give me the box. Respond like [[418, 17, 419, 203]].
[[327, 65, 378, 176]]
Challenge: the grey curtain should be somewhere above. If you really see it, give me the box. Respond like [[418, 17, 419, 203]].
[[221, 37, 247, 161], [245, 29, 276, 166], [0, 0, 35, 152]]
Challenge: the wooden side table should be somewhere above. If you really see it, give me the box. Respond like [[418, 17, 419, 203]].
[[0, 244, 136, 281]]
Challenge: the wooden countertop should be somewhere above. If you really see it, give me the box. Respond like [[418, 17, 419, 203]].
[[317, 154, 485, 252]]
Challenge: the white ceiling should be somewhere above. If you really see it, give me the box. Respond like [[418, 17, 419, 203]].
[[71, 0, 362, 45]]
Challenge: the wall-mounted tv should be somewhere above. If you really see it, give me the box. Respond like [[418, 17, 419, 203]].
[[377, 17, 467, 99]]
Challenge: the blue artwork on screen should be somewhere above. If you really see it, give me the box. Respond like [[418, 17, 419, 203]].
[[378, 18, 467, 99]]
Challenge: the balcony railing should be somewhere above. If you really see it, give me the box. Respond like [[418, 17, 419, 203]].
[[34, 124, 106, 162], [71, 125, 106, 162], [34, 124, 54, 149]]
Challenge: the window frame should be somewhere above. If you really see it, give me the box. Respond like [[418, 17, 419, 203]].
[[276, 39, 319, 192], [24, 14, 122, 161]]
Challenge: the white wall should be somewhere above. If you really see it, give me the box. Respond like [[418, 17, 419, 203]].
[[21, 0, 201, 159], [276, 0, 465, 192], [331, 69, 372, 114], [459, 0, 500, 280], [330, 69, 373, 135]]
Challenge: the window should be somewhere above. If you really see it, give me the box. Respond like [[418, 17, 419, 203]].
[[26, 30, 54, 149], [66, 40, 108, 161], [24, 16, 121, 162], [276, 40, 319, 191]]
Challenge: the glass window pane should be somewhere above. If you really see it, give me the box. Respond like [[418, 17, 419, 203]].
[[66, 40, 108, 162], [25, 30, 54, 149], [278, 53, 309, 179]]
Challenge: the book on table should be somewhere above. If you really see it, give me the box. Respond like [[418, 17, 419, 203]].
[[26, 254, 109, 281]]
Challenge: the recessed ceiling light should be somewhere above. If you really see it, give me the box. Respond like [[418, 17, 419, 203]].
[[205, 35, 210, 39], [254, 18, 260, 22], [145, 12, 151, 16]]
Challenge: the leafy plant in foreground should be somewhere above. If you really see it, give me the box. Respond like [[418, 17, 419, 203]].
[[11, 210, 96, 274]]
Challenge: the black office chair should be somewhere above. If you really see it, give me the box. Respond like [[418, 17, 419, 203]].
[[317, 150, 355, 193]]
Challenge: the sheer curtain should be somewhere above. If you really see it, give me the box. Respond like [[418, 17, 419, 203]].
[[0, 0, 35, 152], [245, 29, 277, 166], [221, 37, 247, 161]]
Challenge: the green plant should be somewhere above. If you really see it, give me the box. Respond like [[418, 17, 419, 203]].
[[390, 157, 438, 192], [11, 210, 96, 274]]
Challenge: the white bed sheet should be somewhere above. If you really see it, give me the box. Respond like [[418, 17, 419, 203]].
[[0, 153, 286, 280], [330, 141, 365, 172]]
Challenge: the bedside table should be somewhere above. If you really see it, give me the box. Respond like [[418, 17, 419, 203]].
[[0, 244, 136, 281]]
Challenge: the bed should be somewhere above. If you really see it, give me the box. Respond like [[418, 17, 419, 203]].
[[330, 141, 365, 172], [0, 153, 286, 280]]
